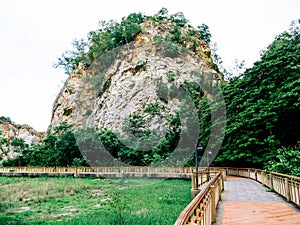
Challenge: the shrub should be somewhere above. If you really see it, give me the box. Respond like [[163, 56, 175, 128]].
[[164, 42, 180, 58]]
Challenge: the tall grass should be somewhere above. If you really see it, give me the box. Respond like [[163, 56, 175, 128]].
[[0, 177, 191, 225]]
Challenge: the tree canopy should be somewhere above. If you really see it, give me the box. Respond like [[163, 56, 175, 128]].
[[214, 19, 300, 170]]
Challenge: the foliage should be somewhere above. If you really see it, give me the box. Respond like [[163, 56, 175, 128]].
[[171, 25, 182, 43], [76, 110, 182, 166], [55, 13, 146, 74], [164, 42, 180, 58], [154, 7, 168, 21], [100, 191, 128, 224], [166, 70, 180, 82], [54, 39, 88, 74], [75, 127, 115, 166], [168, 12, 189, 27], [197, 24, 211, 45], [144, 101, 164, 115], [123, 113, 146, 137], [54, 8, 196, 75], [0, 132, 8, 157], [215, 19, 300, 168], [2, 122, 86, 167], [0, 116, 12, 123], [267, 142, 300, 176]]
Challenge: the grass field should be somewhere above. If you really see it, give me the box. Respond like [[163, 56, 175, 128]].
[[0, 176, 191, 225]]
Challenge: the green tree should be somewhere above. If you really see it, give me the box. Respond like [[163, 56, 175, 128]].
[[267, 142, 300, 176], [197, 24, 211, 45], [54, 39, 88, 74], [215, 19, 300, 168]]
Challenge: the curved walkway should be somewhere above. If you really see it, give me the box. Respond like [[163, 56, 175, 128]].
[[214, 176, 300, 225]]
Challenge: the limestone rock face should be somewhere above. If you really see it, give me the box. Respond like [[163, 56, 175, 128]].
[[49, 19, 222, 135], [0, 120, 43, 161]]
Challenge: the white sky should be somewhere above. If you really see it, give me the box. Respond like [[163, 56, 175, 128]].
[[0, 0, 299, 131]]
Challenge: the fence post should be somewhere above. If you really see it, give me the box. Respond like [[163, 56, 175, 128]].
[[270, 174, 274, 190], [211, 185, 217, 223], [74, 167, 78, 177], [191, 173, 200, 198], [218, 178, 222, 200], [285, 177, 290, 202], [223, 170, 227, 181]]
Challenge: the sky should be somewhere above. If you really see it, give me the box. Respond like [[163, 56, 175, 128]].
[[0, 0, 299, 132]]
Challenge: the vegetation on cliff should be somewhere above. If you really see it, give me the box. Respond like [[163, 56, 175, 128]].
[[54, 7, 214, 74]]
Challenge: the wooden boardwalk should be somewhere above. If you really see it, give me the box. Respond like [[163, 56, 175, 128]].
[[214, 176, 300, 225]]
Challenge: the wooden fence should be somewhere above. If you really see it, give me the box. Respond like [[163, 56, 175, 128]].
[[174, 171, 225, 225], [226, 168, 300, 207], [0, 166, 196, 179]]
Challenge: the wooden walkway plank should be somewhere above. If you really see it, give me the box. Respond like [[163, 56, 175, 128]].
[[214, 177, 300, 225]]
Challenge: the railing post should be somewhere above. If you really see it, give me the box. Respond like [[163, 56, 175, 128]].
[[218, 177, 222, 200], [74, 167, 78, 177], [191, 173, 200, 198], [200, 172, 203, 185], [285, 177, 290, 202], [223, 170, 227, 181], [221, 172, 225, 191], [211, 185, 216, 223], [270, 174, 274, 190]]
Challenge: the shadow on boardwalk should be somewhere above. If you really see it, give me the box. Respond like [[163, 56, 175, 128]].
[[214, 177, 300, 225]]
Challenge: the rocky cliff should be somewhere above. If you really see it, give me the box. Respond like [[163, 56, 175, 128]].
[[0, 117, 43, 161], [49, 18, 222, 136]]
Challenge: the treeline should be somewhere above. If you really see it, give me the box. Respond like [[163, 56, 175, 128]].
[[1, 122, 85, 167], [214, 19, 300, 175]]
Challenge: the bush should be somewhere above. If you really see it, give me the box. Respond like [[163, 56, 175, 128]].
[[164, 42, 180, 58], [0, 116, 12, 123], [267, 142, 300, 176], [166, 70, 180, 82]]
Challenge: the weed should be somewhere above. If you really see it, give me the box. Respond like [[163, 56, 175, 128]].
[[0, 177, 191, 224]]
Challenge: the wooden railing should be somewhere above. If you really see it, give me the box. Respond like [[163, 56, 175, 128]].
[[0, 166, 196, 179], [174, 171, 225, 225], [175, 167, 300, 225], [226, 168, 300, 207]]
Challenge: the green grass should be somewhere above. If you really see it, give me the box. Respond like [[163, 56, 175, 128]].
[[0, 176, 191, 225]]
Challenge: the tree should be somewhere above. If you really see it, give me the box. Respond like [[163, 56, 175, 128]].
[[197, 24, 211, 45], [55, 13, 145, 74], [267, 142, 300, 176], [2, 122, 86, 167], [215, 19, 300, 168], [54, 39, 88, 74]]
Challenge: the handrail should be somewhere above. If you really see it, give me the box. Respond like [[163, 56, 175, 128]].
[[226, 167, 300, 207], [0, 166, 198, 179], [174, 172, 224, 225]]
